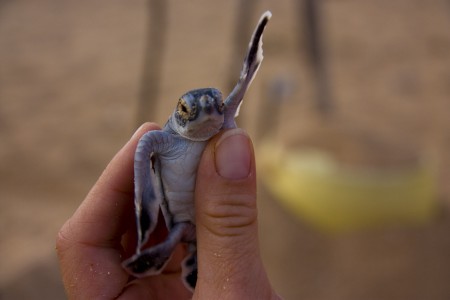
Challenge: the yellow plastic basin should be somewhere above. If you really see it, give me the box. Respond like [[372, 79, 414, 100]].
[[258, 143, 437, 233]]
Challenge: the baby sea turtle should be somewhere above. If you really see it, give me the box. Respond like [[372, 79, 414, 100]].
[[122, 11, 271, 291]]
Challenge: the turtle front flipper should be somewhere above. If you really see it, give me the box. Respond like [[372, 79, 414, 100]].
[[122, 222, 196, 278], [132, 130, 175, 250], [223, 11, 271, 129]]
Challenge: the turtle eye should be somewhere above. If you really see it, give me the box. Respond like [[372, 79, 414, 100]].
[[177, 99, 190, 116]]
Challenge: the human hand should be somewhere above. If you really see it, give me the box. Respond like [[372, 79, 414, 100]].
[[56, 123, 279, 299]]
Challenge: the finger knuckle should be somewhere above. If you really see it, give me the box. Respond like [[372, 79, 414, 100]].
[[201, 194, 258, 237]]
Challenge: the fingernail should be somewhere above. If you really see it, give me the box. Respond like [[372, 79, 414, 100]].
[[132, 124, 146, 139], [215, 129, 252, 180]]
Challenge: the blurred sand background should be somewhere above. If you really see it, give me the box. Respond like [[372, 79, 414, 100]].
[[1, 0, 450, 299]]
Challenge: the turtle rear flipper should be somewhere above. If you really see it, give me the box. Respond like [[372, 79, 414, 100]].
[[181, 244, 197, 291], [122, 244, 173, 276], [122, 222, 195, 277]]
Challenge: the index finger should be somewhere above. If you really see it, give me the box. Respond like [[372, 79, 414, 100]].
[[60, 122, 160, 247], [56, 123, 161, 298]]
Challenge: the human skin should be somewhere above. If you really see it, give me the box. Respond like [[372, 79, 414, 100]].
[[56, 122, 280, 299]]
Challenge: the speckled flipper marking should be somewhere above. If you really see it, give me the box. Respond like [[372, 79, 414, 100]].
[[223, 11, 272, 129]]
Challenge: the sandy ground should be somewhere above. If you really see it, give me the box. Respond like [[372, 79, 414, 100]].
[[1, 0, 450, 299]]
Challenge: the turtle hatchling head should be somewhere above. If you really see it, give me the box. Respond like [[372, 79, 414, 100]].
[[169, 88, 224, 141]]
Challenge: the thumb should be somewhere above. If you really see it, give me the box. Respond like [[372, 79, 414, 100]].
[[194, 128, 276, 299]]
